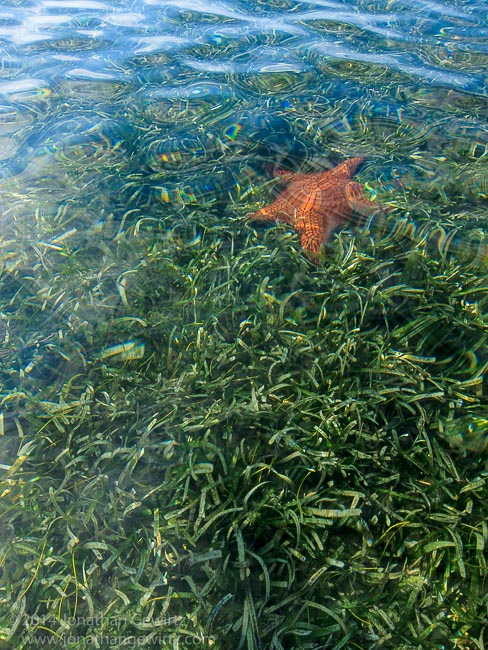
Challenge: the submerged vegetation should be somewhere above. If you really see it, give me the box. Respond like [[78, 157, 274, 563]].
[[1, 6, 488, 643], [0, 189, 487, 648]]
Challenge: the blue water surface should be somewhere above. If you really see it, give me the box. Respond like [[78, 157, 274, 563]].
[[1, 0, 487, 216]]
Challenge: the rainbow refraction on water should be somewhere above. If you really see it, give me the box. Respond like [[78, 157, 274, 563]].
[[0, 0, 487, 648]]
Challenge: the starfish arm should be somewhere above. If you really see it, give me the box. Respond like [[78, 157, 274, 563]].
[[341, 156, 365, 177], [298, 219, 346, 254], [295, 210, 335, 253], [248, 197, 294, 224], [289, 157, 365, 186], [321, 157, 365, 181], [299, 226, 326, 254], [273, 169, 298, 181]]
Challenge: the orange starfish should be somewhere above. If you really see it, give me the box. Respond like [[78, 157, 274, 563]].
[[248, 157, 381, 257]]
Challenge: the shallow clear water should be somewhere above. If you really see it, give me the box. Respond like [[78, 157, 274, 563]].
[[1, 2, 488, 647], [1, 0, 487, 390]]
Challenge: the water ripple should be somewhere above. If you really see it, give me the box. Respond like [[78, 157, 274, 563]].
[[0, 0, 487, 226]]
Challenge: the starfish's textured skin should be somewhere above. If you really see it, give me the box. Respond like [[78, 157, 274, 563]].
[[249, 157, 381, 256]]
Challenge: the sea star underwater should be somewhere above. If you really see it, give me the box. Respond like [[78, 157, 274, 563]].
[[248, 157, 382, 257]]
